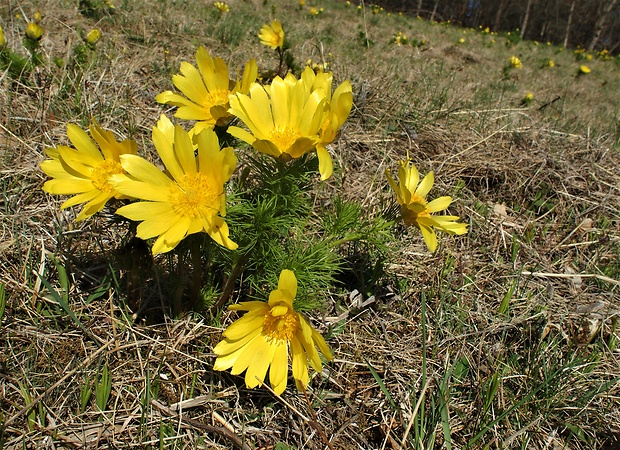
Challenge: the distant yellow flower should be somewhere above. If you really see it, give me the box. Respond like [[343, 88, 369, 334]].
[[585, 53, 592, 60], [309, 7, 320, 15], [579, 65, 591, 74], [40, 123, 138, 221], [85, 29, 101, 45], [155, 47, 257, 135], [523, 92, 534, 104], [112, 115, 237, 254], [214, 1, 229, 13], [299, 0, 306, 6], [458, 37, 465, 44], [104, 0, 115, 8], [258, 20, 284, 50], [546, 59, 555, 67], [509, 56, 522, 68], [393, 32, 408, 46], [386, 160, 468, 252], [33, 11, 42, 23], [213, 269, 332, 395], [26, 22, 43, 40], [0, 26, 6, 49]]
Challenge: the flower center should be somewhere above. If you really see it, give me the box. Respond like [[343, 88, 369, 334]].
[[263, 307, 298, 342], [169, 173, 220, 218], [402, 196, 430, 225], [91, 159, 123, 193], [270, 127, 302, 153], [204, 89, 231, 111]]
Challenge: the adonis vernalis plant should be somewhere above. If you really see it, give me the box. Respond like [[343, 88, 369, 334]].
[[40, 122, 138, 221], [155, 47, 257, 135], [387, 160, 468, 252], [213, 269, 332, 395], [228, 67, 351, 180], [111, 115, 238, 254], [258, 20, 285, 50]]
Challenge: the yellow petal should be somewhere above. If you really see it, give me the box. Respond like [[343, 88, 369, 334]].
[[118, 154, 172, 187], [173, 62, 209, 105], [316, 144, 333, 180], [59, 190, 100, 209], [173, 125, 197, 176], [213, 327, 262, 356], [298, 317, 322, 372], [244, 337, 277, 389], [152, 126, 185, 183], [416, 171, 434, 198], [311, 328, 332, 361], [43, 178, 94, 195], [205, 216, 238, 250], [66, 124, 103, 167], [291, 337, 310, 389], [426, 196, 452, 212], [223, 312, 265, 340], [269, 341, 289, 395], [277, 269, 297, 300], [418, 223, 438, 252], [231, 334, 266, 375]]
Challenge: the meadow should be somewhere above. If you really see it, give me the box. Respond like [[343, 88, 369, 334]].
[[1, 0, 619, 448]]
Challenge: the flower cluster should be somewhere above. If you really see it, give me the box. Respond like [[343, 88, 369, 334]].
[[214, 1, 229, 13], [509, 55, 522, 68], [393, 32, 408, 46], [40, 19, 467, 398]]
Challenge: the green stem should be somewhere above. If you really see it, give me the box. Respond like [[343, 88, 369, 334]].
[[211, 253, 249, 314], [188, 236, 203, 311], [277, 47, 285, 77]]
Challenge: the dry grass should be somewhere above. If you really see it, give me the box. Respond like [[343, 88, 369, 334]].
[[1, 0, 620, 449]]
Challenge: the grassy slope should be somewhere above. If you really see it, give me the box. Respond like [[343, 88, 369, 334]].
[[1, 0, 619, 449]]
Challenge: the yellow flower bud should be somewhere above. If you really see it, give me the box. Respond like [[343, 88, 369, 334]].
[[26, 22, 43, 41], [85, 28, 101, 45]]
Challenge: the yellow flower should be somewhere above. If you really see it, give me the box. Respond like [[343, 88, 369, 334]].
[[579, 65, 591, 74], [214, 1, 229, 13], [228, 74, 328, 178], [458, 37, 465, 44], [155, 47, 257, 135], [523, 92, 534, 104], [298, 67, 353, 179], [26, 22, 43, 40], [40, 123, 138, 221], [386, 160, 468, 252], [393, 32, 408, 46], [509, 56, 522, 68], [546, 59, 555, 67], [213, 269, 332, 395], [111, 115, 237, 254], [33, 11, 42, 23], [258, 20, 284, 50], [309, 6, 319, 15], [299, 0, 306, 6], [85, 28, 101, 45], [0, 26, 6, 49]]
